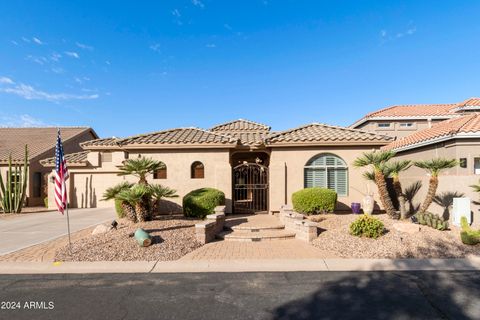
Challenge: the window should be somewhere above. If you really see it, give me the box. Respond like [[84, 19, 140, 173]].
[[33, 172, 42, 197], [399, 123, 414, 128], [153, 162, 167, 179], [474, 158, 480, 175], [377, 123, 391, 128], [304, 153, 348, 196], [191, 161, 205, 179], [101, 152, 112, 162]]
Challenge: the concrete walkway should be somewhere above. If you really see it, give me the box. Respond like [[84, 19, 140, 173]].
[[0, 207, 115, 255], [0, 256, 479, 274]]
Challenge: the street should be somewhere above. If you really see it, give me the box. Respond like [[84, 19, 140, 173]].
[[0, 271, 479, 319]]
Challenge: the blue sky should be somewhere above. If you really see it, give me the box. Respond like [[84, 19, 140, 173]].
[[0, 1, 479, 137]]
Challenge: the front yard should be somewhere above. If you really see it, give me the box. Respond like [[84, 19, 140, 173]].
[[311, 213, 480, 258]]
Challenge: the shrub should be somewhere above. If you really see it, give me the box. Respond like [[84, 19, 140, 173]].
[[114, 199, 125, 219], [43, 197, 48, 208], [460, 216, 480, 245], [292, 188, 337, 215], [415, 212, 448, 231], [350, 214, 385, 239], [183, 188, 225, 219]]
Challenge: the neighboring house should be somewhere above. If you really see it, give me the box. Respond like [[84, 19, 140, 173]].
[[350, 97, 480, 138], [0, 127, 98, 207], [41, 119, 392, 214], [382, 113, 480, 226]]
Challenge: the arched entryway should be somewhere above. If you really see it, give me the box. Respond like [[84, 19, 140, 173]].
[[231, 151, 270, 214]]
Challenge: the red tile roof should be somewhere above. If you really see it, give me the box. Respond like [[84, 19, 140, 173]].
[[383, 113, 480, 151], [210, 119, 271, 132]]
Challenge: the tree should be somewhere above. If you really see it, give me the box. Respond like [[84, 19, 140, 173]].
[[148, 184, 178, 215], [116, 184, 150, 222], [386, 160, 412, 219], [117, 157, 164, 184], [354, 150, 397, 218], [414, 158, 458, 213]]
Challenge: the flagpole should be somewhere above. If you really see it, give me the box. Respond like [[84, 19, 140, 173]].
[[66, 202, 72, 250]]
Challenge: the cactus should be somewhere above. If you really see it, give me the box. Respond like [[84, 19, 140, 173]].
[[414, 212, 448, 231], [460, 216, 480, 245], [0, 145, 28, 213]]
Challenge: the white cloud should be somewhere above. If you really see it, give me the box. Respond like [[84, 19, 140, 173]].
[[206, 43, 216, 48], [192, 0, 204, 8], [172, 9, 181, 17], [26, 55, 48, 65], [32, 37, 43, 45], [149, 43, 161, 53], [0, 82, 98, 102], [11, 40, 18, 46], [105, 60, 111, 65], [50, 52, 62, 62], [50, 67, 64, 74], [0, 114, 48, 128], [0, 77, 14, 85], [380, 30, 387, 38], [76, 42, 94, 51], [21, 37, 31, 43], [406, 27, 417, 35], [64, 51, 80, 59]]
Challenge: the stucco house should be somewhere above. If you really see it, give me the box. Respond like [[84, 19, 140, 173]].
[[0, 127, 98, 207], [41, 119, 393, 214], [350, 97, 480, 138]]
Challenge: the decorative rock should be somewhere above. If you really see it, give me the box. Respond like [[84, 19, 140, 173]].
[[393, 222, 421, 234], [92, 224, 111, 235]]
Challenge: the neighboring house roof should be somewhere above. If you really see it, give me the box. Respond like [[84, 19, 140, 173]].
[[0, 127, 97, 164], [118, 127, 238, 148], [383, 113, 480, 152], [81, 137, 121, 149], [40, 151, 89, 167], [210, 119, 271, 132], [267, 123, 393, 146], [350, 97, 480, 128]]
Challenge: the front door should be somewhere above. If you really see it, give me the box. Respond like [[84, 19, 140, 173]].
[[232, 163, 268, 213]]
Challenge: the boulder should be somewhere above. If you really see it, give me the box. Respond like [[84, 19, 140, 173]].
[[92, 224, 111, 235], [393, 222, 421, 234]]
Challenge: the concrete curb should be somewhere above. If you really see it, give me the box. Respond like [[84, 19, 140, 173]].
[[0, 255, 479, 274]]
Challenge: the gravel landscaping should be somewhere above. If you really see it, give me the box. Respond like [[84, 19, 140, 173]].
[[311, 213, 480, 258], [55, 216, 202, 262]]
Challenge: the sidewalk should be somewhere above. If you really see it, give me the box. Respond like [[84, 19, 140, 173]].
[[1, 256, 479, 274]]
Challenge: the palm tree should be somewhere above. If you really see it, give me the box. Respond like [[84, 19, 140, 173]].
[[117, 157, 164, 184], [414, 158, 458, 213], [148, 184, 178, 215], [470, 181, 480, 193], [386, 160, 412, 219], [354, 150, 397, 218], [102, 181, 134, 218], [116, 184, 151, 222]]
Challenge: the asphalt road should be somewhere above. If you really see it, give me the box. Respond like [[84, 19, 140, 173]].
[[0, 271, 479, 320], [0, 208, 115, 255]]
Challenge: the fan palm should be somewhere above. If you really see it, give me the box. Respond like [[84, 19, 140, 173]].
[[117, 157, 164, 184], [470, 181, 480, 193], [414, 158, 458, 213], [101, 181, 133, 201], [116, 184, 151, 222], [148, 184, 178, 215], [386, 160, 412, 219], [354, 150, 397, 218]]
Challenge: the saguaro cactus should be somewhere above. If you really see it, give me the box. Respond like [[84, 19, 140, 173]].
[[0, 145, 28, 213]]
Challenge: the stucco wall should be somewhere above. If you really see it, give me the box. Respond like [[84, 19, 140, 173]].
[[356, 119, 445, 138], [269, 145, 383, 213], [393, 139, 480, 227], [49, 148, 233, 213]]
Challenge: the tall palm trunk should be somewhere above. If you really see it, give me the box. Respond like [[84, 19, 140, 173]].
[[374, 169, 397, 218], [393, 177, 407, 219], [420, 176, 438, 213], [135, 202, 148, 222]]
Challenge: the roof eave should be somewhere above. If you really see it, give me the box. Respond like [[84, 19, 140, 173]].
[[266, 141, 391, 147], [122, 143, 238, 149]]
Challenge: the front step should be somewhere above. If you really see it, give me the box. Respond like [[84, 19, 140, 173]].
[[217, 229, 296, 242], [229, 224, 285, 231]]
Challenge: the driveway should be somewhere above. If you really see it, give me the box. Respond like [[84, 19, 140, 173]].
[[0, 208, 115, 255], [0, 271, 478, 319]]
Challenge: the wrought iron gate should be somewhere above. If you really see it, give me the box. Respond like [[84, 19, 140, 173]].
[[233, 163, 269, 213]]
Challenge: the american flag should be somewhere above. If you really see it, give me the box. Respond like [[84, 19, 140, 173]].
[[54, 129, 69, 214]]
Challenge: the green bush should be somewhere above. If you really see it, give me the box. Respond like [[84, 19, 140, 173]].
[[350, 214, 385, 239], [460, 216, 480, 245], [415, 212, 448, 231], [292, 188, 337, 215], [115, 199, 126, 219], [43, 197, 48, 208], [183, 188, 225, 219]]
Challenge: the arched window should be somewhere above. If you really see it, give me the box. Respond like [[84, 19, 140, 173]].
[[153, 162, 167, 179], [191, 161, 204, 179], [304, 153, 348, 196]]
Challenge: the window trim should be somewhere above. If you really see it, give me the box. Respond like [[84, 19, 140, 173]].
[[304, 153, 348, 196]]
